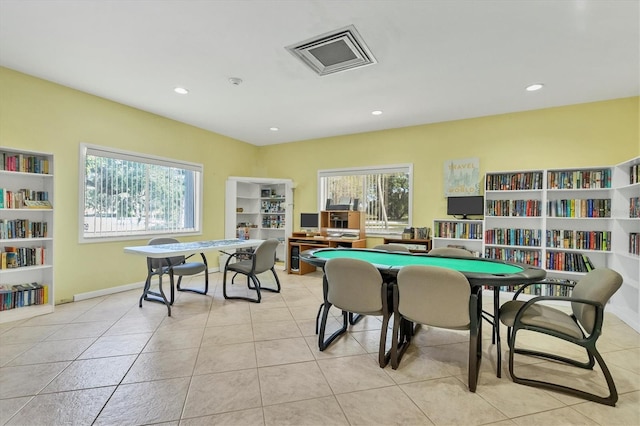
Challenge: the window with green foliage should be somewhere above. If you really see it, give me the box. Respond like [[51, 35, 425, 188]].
[[79, 144, 202, 242], [318, 164, 412, 234]]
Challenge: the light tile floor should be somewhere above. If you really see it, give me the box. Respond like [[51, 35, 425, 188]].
[[1, 270, 639, 425]]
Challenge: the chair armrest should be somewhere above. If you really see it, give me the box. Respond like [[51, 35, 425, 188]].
[[224, 250, 257, 269], [513, 295, 604, 324], [512, 280, 576, 300]]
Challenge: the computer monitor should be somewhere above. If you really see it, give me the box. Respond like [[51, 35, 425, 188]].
[[300, 213, 319, 230], [446, 196, 484, 219]]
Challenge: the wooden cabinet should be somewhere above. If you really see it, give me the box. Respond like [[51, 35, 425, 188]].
[[0, 147, 54, 323], [287, 233, 366, 275], [382, 237, 432, 253], [320, 210, 365, 236]]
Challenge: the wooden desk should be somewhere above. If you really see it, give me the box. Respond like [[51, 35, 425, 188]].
[[382, 237, 432, 253], [287, 234, 366, 275]]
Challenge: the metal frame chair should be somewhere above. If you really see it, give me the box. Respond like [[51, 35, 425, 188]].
[[499, 268, 623, 406], [317, 257, 392, 368], [139, 237, 208, 316], [222, 238, 281, 303], [391, 265, 482, 392]]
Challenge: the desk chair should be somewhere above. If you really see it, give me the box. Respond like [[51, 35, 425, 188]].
[[318, 257, 392, 367], [499, 268, 623, 406], [139, 237, 209, 316], [222, 238, 281, 303], [427, 247, 473, 257], [392, 265, 482, 392]]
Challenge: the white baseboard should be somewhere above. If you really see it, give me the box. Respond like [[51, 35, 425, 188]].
[[608, 306, 640, 333], [74, 281, 146, 301], [72, 268, 221, 302]]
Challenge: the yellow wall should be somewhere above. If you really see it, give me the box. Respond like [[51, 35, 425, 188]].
[[260, 97, 639, 234], [1, 66, 638, 302], [0, 67, 259, 302]]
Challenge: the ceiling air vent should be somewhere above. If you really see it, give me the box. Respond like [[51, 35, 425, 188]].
[[286, 25, 377, 76]]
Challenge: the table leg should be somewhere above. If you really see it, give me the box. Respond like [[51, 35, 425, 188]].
[[493, 286, 501, 378]]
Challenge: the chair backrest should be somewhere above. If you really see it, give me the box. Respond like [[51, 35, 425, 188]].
[[324, 257, 384, 314], [148, 237, 184, 269], [373, 244, 411, 253], [428, 247, 473, 257], [571, 268, 623, 333], [396, 265, 471, 329], [252, 238, 279, 274]]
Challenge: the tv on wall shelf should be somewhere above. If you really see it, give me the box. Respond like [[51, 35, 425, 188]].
[[447, 195, 484, 219]]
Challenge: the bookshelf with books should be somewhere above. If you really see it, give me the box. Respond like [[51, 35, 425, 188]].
[[432, 219, 483, 256], [225, 177, 293, 267], [484, 169, 545, 274], [609, 156, 640, 331], [0, 147, 54, 323]]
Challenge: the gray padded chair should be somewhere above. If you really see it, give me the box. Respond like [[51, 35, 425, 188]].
[[373, 244, 411, 253], [392, 265, 482, 392], [318, 257, 392, 368], [222, 238, 281, 303], [500, 268, 623, 406], [427, 246, 473, 257], [314, 244, 409, 334], [139, 237, 208, 316]]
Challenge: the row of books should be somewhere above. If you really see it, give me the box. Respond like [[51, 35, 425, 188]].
[[630, 164, 639, 185], [434, 221, 483, 240], [631, 233, 640, 256], [485, 199, 541, 217], [484, 228, 541, 247], [0, 153, 50, 174], [1, 246, 46, 269], [547, 169, 612, 189], [631, 197, 640, 218], [0, 219, 48, 239], [484, 247, 541, 267], [546, 198, 611, 218], [546, 229, 611, 251], [489, 278, 576, 296], [546, 251, 594, 272], [0, 282, 49, 311], [485, 171, 543, 191], [0, 188, 51, 209]]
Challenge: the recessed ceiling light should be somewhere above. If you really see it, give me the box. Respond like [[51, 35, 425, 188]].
[[270, 127, 279, 131], [174, 87, 189, 95], [371, 110, 383, 115], [525, 83, 544, 92]]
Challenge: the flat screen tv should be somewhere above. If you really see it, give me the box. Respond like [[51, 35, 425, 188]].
[[300, 213, 319, 229], [447, 196, 484, 219]]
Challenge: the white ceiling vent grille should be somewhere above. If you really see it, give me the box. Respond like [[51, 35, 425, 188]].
[[286, 25, 376, 76]]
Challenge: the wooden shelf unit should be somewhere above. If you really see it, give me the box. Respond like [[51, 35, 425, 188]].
[[382, 237, 432, 253]]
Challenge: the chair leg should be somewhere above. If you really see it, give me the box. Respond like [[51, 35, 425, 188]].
[[139, 275, 152, 308], [315, 303, 324, 334], [176, 271, 209, 296], [507, 327, 618, 406], [319, 303, 348, 351], [223, 270, 262, 303]]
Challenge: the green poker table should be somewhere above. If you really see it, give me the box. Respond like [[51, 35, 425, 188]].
[[299, 247, 545, 286], [300, 247, 547, 377]]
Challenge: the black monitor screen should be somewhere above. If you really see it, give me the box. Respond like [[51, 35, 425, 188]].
[[446, 196, 484, 218], [300, 213, 319, 229]]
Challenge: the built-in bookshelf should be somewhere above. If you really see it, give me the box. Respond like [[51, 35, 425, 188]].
[[484, 160, 639, 331], [225, 177, 293, 267], [432, 219, 483, 256], [609, 156, 640, 331], [0, 147, 54, 323]]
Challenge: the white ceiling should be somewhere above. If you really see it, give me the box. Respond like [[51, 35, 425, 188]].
[[0, 0, 638, 146]]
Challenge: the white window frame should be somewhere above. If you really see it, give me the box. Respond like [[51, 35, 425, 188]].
[[78, 143, 203, 243], [318, 163, 413, 236]]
